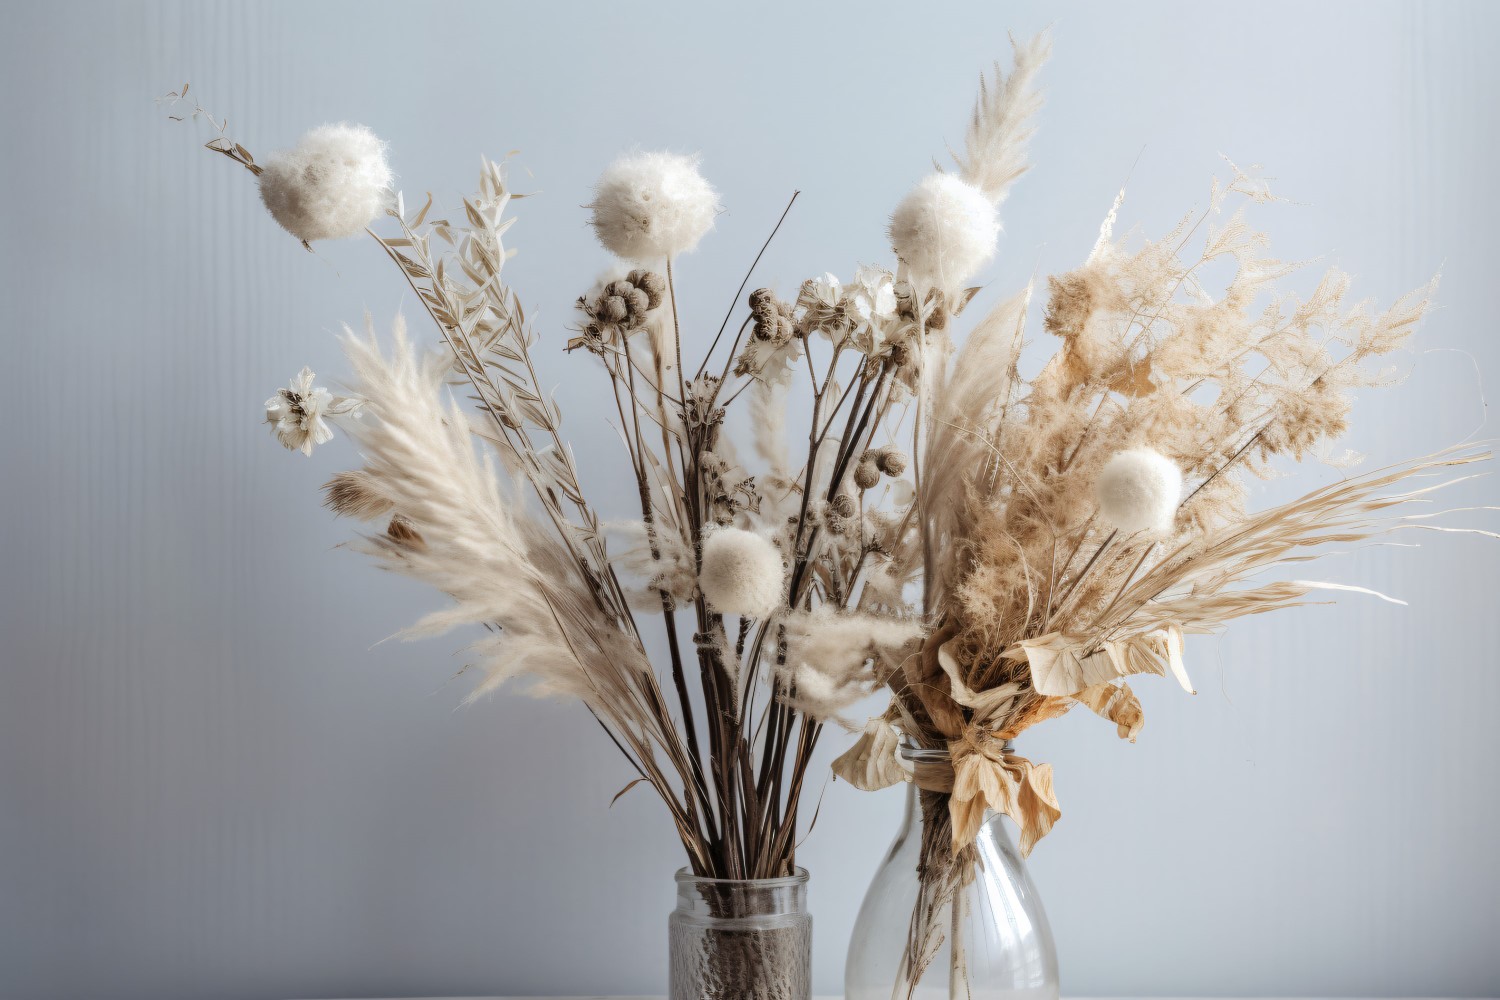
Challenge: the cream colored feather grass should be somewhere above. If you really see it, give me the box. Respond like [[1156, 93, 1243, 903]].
[[954, 32, 1052, 205], [340, 317, 635, 700]]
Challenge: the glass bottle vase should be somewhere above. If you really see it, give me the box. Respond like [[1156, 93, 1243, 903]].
[[669, 867, 812, 1000], [845, 749, 1059, 1000]]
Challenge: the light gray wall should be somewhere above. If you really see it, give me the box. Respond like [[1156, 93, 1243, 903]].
[[2, 2, 1497, 998]]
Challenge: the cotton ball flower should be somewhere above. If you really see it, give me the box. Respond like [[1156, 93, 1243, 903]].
[[589, 152, 719, 262], [1095, 449, 1183, 535], [888, 172, 999, 290], [699, 527, 785, 619], [258, 123, 393, 242]]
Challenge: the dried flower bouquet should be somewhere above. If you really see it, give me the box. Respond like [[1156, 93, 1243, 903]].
[[169, 28, 1488, 962]]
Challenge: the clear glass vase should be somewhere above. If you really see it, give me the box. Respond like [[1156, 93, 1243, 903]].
[[669, 867, 812, 1000], [845, 748, 1059, 1000]]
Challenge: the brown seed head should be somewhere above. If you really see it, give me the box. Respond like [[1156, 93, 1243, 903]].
[[876, 449, 908, 476], [601, 295, 629, 323]]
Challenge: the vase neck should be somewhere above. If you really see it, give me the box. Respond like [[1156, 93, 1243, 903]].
[[895, 741, 1020, 843], [672, 868, 808, 919]]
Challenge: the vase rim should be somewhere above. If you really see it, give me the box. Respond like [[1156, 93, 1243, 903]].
[[673, 866, 809, 888]]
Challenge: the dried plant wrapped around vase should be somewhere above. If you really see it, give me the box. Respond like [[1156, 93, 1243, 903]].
[[163, 29, 1491, 1000]]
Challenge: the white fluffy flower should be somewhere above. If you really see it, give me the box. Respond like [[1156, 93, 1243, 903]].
[[264, 366, 360, 456], [888, 172, 1000, 290], [589, 152, 719, 261], [699, 527, 785, 618], [258, 124, 393, 242], [1095, 449, 1183, 534]]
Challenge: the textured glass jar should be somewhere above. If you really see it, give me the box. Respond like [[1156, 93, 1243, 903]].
[[669, 867, 811, 1000], [845, 748, 1059, 1000]]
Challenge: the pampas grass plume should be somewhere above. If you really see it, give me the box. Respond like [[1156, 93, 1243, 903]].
[[258, 123, 392, 242], [699, 527, 784, 618], [589, 152, 719, 261], [889, 172, 999, 289], [1096, 449, 1183, 534]]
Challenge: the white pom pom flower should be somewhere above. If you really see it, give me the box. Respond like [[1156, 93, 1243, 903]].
[[888, 172, 1000, 290], [258, 123, 393, 243], [589, 152, 719, 262], [1095, 449, 1184, 535], [699, 527, 785, 619]]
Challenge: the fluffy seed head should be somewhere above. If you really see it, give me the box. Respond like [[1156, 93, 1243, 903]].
[[258, 123, 392, 242], [699, 527, 785, 618], [589, 152, 719, 261], [1096, 449, 1183, 535], [888, 172, 1000, 289]]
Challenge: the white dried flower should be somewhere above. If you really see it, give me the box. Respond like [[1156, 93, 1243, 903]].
[[589, 152, 719, 261], [264, 366, 360, 456], [258, 124, 393, 242], [799, 273, 850, 344], [888, 172, 1000, 290], [1096, 449, 1183, 535], [699, 527, 785, 618], [849, 266, 898, 325]]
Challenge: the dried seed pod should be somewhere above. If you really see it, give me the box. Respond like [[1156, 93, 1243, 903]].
[[875, 449, 908, 476], [775, 314, 795, 345], [629, 269, 667, 309], [750, 289, 793, 344], [853, 459, 881, 491], [829, 493, 858, 519], [601, 295, 629, 323], [824, 512, 850, 536], [626, 287, 651, 316]]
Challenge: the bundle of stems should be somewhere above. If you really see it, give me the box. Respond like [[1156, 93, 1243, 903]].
[[165, 29, 1490, 899]]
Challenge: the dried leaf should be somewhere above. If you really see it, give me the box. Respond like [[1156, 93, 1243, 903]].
[[1019, 625, 1191, 698], [831, 718, 906, 791], [1073, 681, 1144, 741]]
